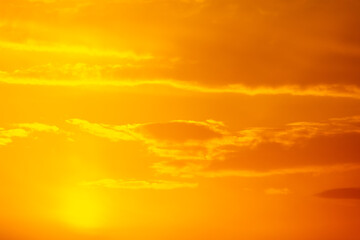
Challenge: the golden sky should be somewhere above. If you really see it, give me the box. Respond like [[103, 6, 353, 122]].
[[1, 0, 360, 239]]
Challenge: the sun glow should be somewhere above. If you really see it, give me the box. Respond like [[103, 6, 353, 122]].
[[57, 189, 106, 230]]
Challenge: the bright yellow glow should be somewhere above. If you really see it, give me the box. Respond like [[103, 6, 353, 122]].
[[57, 189, 106, 230]]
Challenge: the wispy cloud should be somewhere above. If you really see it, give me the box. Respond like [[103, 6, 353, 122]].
[[15, 123, 59, 132], [67, 118, 229, 160], [68, 116, 360, 178], [0, 41, 153, 60], [0, 123, 59, 146], [66, 119, 138, 141], [68, 116, 360, 160], [1, 74, 360, 99], [153, 161, 360, 178], [0, 128, 30, 146]]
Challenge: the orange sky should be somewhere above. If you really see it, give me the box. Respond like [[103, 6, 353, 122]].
[[1, 0, 360, 239]]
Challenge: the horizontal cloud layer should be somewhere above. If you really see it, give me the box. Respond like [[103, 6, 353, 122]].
[[68, 116, 360, 177], [317, 188, 360, 199], [2, 75, 360, 99], [1, 0, 360, 93]]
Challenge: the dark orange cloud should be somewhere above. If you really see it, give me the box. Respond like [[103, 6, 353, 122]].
[[1, 0, 360, 91], [317, 188, 360, 199], [152, 116, 360, 177], [139, 120, 225, 142], [67, 119, 228, 160], [205, 132, 360, 175], [2, 0, 360, 101]]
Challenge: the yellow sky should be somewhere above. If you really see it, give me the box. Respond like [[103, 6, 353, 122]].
[[1, 0, 360, 239]]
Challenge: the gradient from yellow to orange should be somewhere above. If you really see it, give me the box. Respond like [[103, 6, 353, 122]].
[[1, 0, 360, 239]]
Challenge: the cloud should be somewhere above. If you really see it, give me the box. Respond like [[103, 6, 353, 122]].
[[5, 63, 171, 82], [139, 120, 225, 142], [0, 41, 153, 60], [317, 188, 360, 199], [168, 0, 360, 88], [1, 118, 360, 179], [0, 123, 59, 146], [79, 179, 198, 190], [2, 74, 360, 99], [68, 118, 229, 160], [15, 123, 59, 132], [1, 0, 360, 92], [202, 132, 360, 177], [0, 128, 30, 146], [1, 60, 360, 98], [153, 161, 360, 178], [68, 116, 360, 178], [151, 116, 360, 177], [66, 119, 138, 141]]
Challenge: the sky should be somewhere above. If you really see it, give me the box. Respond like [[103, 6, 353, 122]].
[[1, 0, 360, 239]]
